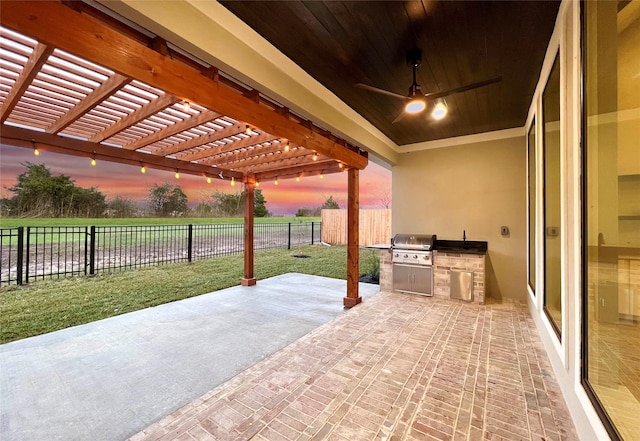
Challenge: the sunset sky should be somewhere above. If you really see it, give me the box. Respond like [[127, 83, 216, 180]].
[[0, 144, 392, 216]]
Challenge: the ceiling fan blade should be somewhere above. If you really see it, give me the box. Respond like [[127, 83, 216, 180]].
[[424, 76, 502, 100], [391, 110, 408, 124], [355, 83, 408, 100]]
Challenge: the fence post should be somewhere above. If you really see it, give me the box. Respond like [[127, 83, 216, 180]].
[[89, 226, 96, 275], [25, 226, 31, 284], [311, 222, 315, 245], [287, 223, 291, 250], [84, 226, 88, 275], [187, 224, 193, 262], [16, 227, 24, 285]]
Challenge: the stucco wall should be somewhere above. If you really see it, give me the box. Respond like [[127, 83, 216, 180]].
[[392, 136, 526, 302]]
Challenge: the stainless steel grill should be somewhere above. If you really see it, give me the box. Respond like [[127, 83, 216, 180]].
[[391, 233, 436, 296], [391, 234, 436, 265]]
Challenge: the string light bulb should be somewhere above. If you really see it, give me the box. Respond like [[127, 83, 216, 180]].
[[91, 157, 96, 167], [320, 171, 324, 179], [284, 142, 290, 152], [255, 180, 260, 188], [183, 100, 190, 111], [245, 125, 252, 135], [175, 170, 180, 179], [274, 177, 279, 186], [231, 177, 236, 187], [338, 162, 344, 169], [296, 175, 300, 182], [140, 165, 146, 174], [34, 147, 40, 156], [312, 152, 318, 161], [206, 176, 212, 184]]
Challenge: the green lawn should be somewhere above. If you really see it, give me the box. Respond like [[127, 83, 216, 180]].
[[0, 217, 320, 228], [0, 245, 378, 344]]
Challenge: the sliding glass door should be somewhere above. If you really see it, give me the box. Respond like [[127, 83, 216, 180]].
[[583, 1, 640, 440]]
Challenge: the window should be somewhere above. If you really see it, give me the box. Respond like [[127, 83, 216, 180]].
[[528, 120, 537, 294], [543, 52, 562, 338], [583, 1, 640, 440]]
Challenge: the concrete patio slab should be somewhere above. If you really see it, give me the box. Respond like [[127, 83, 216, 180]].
[[0, 273, 380, 441]]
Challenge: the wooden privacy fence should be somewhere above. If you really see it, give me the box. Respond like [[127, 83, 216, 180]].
[[321, 209, 391, 246]]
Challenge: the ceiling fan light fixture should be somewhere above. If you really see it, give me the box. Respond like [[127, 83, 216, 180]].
[[431, 99, 448, 120], [405, 99, 426, 114]]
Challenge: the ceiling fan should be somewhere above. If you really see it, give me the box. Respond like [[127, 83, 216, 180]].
[[356, 48, 501, 122]]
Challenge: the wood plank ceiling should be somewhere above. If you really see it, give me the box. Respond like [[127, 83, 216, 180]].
[[0, 1, 368, 184], [220, 1, 562, 146]]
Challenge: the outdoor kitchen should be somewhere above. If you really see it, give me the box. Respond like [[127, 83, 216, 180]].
[[375, 233, 488, 305]]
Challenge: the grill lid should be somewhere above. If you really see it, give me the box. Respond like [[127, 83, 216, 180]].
[[391, 233, 437, 250]]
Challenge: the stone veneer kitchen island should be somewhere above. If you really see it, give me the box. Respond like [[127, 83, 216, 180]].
[[376, 240, 488, 305]]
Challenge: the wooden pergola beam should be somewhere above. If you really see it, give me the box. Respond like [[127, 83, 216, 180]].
[[0, 124, 242, 180], [89, 93, 179, 143], [203, 142, 285, 167], [122, 108, 222, 150], [46, 73, 131, 134], [0, 42, 53, 123], [230, 153, 332, 174], [0, 1, 368, 169], [150, 121, 243, 157], [254, 160, 342, 181], [178, 133, 278, 162]]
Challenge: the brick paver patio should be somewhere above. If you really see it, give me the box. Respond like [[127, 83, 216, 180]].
[[129, 291, 578, 441]]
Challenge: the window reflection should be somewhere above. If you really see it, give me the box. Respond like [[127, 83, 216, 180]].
[[584, 1, 640, 439], [543, 53, 562, 337]]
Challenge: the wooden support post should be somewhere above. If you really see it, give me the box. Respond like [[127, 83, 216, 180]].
[[344, 168, 361, 307], [241, 181, 256, 286]]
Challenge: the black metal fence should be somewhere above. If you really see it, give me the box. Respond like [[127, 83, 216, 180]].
[[0, 222, 321, 286]]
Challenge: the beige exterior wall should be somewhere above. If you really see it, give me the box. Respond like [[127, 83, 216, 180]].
[[392, 136, 526, 302]]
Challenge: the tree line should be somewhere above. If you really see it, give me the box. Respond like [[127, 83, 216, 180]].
[[0, 163, 270, 218], [1, 163, 342, 218]]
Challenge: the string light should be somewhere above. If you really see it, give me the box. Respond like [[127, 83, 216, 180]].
[[175, 170, 180, 179], [231, 177, 236, 187], [183, 100, 190, 111], [338, 162, 344, 169], [312, 152, 318, 161], [140, 165, 146, 174], [274, 177, 279, 186], [91, 156, 96, 167], [296, 175, 300, 182], [34, 147, 40, 156], [284, 142, 290, 152], [245, 125, 252, 135], [320, 171, 324, 179], [255, 180, 260, 188], [206, 176, 212, 184]]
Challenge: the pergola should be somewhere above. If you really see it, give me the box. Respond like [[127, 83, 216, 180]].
[[0, 1, 369, 307]]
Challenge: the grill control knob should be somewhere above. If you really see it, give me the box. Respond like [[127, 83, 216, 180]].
[[394, 253, 398, 258], [404, 254, 408, 258], [413, 254, 418, 259]]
